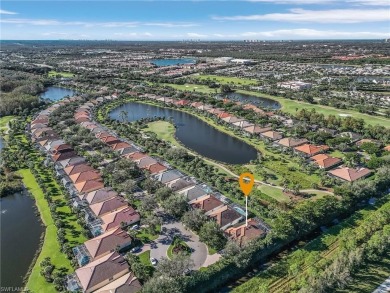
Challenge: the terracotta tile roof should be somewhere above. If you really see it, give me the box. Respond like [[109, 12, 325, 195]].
[[146, 163, 167, 174], [75, 251, 129, 292], [384, 145, 390, 152], [125, 152, 148, 161], [225, 219, 266, 246], [94, 272, 141, 293], [90, 197, 128, 217], [218, 112, 232, 119], [311, 154, 342, 169], [137, 156, 158, 168], [110, 142, 131, 151], [100, 136, 121, 145], [191, 195, 224, 212], [328, 167, 372, 182], [52, 150, 77, 162], [74, 179, 105, 194], [294, 144, 329, 156], [277, 137, 308, 148], [209, 206, 242, 228], [64, 163, 94, 176], [222, 116, 244, 124], [84, 227, 132, 260], [70, 170, 101, 184], [100, 207, 140, 233], [75, 117, 90, 123]]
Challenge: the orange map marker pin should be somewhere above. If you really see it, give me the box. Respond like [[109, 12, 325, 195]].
[[239, 172, 255, 196]]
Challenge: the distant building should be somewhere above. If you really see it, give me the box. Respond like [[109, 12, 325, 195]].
[[277, 81, 312, 91]]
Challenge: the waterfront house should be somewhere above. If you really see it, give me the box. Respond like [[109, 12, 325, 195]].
[[145, 163, 167, 174], [179, 185, 208, 202], [293, 144, 329, 158], [90, 197, 128, 217], [100, 207, 140, 233], [260, 130, 283, 141], [154, 169, 184, 185], [81, 188, 118, 205], [276, 137, 308, 149], [168, 177, 196, 192], [243, 125, 272, 135], [94, 272, 141, 293], [74, 179, 105, 194], [84, 227, 132, 260], [75, 251, 129, 293]]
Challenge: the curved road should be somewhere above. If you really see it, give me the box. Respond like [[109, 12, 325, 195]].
[[149, 218, 208, 269]]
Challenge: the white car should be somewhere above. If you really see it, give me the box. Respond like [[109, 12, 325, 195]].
[[150, 257, 158, 266]]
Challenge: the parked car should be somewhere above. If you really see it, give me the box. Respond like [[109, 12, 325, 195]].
[[130, 224, 139, 230], [130, 246, 141, 253], [150, 258, 158, 266]]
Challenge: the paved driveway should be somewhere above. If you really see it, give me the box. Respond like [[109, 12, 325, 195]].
[[150, 216, 208, 269]]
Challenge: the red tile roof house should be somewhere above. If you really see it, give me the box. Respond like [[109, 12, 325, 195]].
[[145, 163, 168, 175], [52, 150, 77, 163], [100, 207, 140, 233], [90, 197, 128, 217], [217, 112, 232, 119], [294, 144, 330, 158], [84, 227, 132, 260], [260, 130, 283, 141], [173, 99, 190, 106], [94, 272, 141, 293], [75, 116, 91, 124], [50, 144, 73, 155], [225, 219, 266, 247], [311, 154, 342, 170], [74, 179, 105, 194], [64, 163, 94, 176], [100, 136, 121, 145], [30, 123, 48, 130], [75, 251, 129, 293], [70, 170, 102, 184], [190, 194, 225, 215], [81, 188, 118, 205], [276, 137, 308, 149], [190, 102, 203, 108], [208, 206, 243, 230], [328, 166, 372, 182], [110, 142, 132, 152]]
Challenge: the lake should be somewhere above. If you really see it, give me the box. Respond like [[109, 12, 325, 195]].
[[40, 86, 78, 101], [110, 102, 258, 164], [0, 191, 44, 289], [217, 92, 281, 110], [150, 58, 196, 67]]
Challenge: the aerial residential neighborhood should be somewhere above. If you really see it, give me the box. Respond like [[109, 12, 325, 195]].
[[1, 1, 390, 293]]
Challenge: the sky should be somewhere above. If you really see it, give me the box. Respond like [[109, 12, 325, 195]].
[[0, 0, 389, 40]]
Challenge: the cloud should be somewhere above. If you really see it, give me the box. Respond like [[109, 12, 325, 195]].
[[0, 9, 18, 15], [246, 0, 335, 3], [347, 0, 390, 5], [239, 28, 390, 38], [213, 8, 390, 23], [0, 18, 197, 28], [186, 32, 208, 38]]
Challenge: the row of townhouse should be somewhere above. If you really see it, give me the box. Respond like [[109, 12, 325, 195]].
[[77, 95, 270, 248], [139, 94, 373, 183], [30, 95, 142, 293]]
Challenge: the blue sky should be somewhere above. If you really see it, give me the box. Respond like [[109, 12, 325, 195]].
[[1, 1, 389, 40]]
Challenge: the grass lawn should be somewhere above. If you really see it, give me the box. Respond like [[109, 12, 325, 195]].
[[144, 121, 179, 147], [258, 185, 291, 202], [162, 83, 217, 94], [138, 250, 151, 266], [208, 246, 218, 255], [137, 226, 161, 243], [237, 90, 390, 128], [0, 115, 15, 133], [167, 237, 191, 259], [18, 169, 73, 293], [48, 70, 75, 77], [193, 74, 258, 86]]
